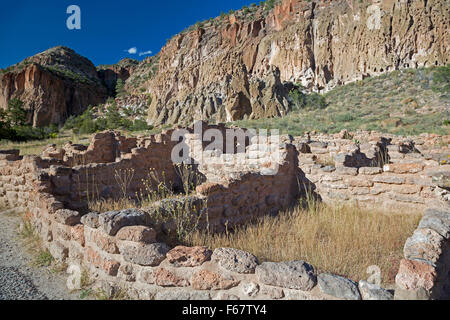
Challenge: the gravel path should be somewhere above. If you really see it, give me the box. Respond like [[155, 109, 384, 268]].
[[0, 209, 79, 300]]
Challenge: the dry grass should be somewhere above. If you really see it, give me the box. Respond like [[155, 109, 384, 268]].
[[89, 198, 138, 213], [0, 131, 91, 156], [187, 201, 421, 284], [94, 288, 130, 300], [88, 167, 173, 212]]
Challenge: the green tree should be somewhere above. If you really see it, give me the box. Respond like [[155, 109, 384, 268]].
[[289, 85, 328, 111], [265, 0, 276, 10], [115, 78, 126, 97], [0, 108, 7, 123], [105, 102, 122, 129], [0, 109, 13, 139], [7, 98, 27, 126]]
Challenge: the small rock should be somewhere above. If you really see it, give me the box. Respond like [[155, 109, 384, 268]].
[[98, 209, 149, 236], [119, 242, 169, 266], [116, 226, 156, 243], [403, 228, 444, 265], [154, 268, 190, 287], [166, 246, 212, 267], [54, 209, 80, 226], [155, 289, 210, 300], [395, 259, 436, 292], [418, 208, 450, 239], [431, 171, 450, 189], [49, 241, 68, 261], [80, 212, 100, 228], [100, 281, 120, 299], [309, 141, 328, 149], [191, 270, 239, 290], [211, 247, 259, 274], [321, 165, 336, 173], [317, 273, 361, 300], [213, 292, 240, 300], [242, 282, 260, 297], [358, 280, 393, 300], [255, 261, 316, 291], [70, 224, 85, 247], [260, 286, 284, 299]]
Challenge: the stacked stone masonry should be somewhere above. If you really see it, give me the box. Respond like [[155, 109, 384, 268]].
[[0, 124, 448, 300]]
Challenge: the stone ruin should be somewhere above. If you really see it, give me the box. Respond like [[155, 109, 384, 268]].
[[0, 122, 449, 300]]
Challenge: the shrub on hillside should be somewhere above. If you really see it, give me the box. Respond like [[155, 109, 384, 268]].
[[115, 78, 127, 98], [288, 85, 328, 111], [63, 103, 153, 134], [431, 64, 450, 93]]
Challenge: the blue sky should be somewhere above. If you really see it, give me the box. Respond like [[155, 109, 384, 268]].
[[0, 0, 255, 68]]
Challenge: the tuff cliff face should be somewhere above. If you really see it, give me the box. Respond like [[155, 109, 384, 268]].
[[147, 0, 449, 126], [97, 58, 139, 96], [0, 46, 108, 127]]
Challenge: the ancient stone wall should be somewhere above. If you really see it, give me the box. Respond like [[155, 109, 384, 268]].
[[296, 131, 450, 212], [0, 126, 449, 300], [395, 205, 450, 300]]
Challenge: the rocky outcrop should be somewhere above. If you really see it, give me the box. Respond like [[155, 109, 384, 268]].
[[0, 46, 108, 127], [147, 0, 449, 126], [97, 58, 138, 95]]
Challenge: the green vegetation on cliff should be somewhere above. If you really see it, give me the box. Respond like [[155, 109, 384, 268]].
[[0, 99, 58, 141], [63, 101, 153, 135], [232, 65, 450, 136]]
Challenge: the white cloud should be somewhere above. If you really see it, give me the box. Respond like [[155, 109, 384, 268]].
[[125, 47, 137, 54], [139, 50, 153, 56]]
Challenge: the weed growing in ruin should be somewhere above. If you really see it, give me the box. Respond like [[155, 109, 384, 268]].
[[32, 250, 54, 267], [77, 269, 94, 299], [152, 199, 204, 246], [94, 288, 130, 300], [18, 217, 41, 250], [79, 288, 92, 300], [88, 165, 205, 244], [143, 168, 174, 200], [114, 168, 135, 199], [174, 163, 205, 195]]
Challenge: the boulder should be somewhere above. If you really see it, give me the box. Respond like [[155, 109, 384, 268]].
[[116, 226, 157, 243], [80, 212, 100, 228], [418, 208, 450, 239], [166, 246, 212, 267], [211, 247, 259, 274], [98, 209, 149, 236], [255, 261, 316, 291], [317, 273, 361, 300], [358, 280, 393, 300], [191, 270, 239, 290], [119, 242, 169, 266], [404, 228, 445, 265], [54, 209, 80, 226]]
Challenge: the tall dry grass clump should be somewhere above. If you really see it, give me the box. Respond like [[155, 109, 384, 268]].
[[187, 200, 422, 284], [89, 164, 203, 213]]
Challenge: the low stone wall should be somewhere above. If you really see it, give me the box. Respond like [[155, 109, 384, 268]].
[[0, 126, 449, 300], [24, 204, 395, 300], [296, 130, 450, 212], [395, 204, 450, 300], [0, 140, 364, 301]]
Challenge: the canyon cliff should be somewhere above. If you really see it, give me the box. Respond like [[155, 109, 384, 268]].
[[146, 0, 449, 126], [0, 46, 108, 127], [0, 1, 448, 128]]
